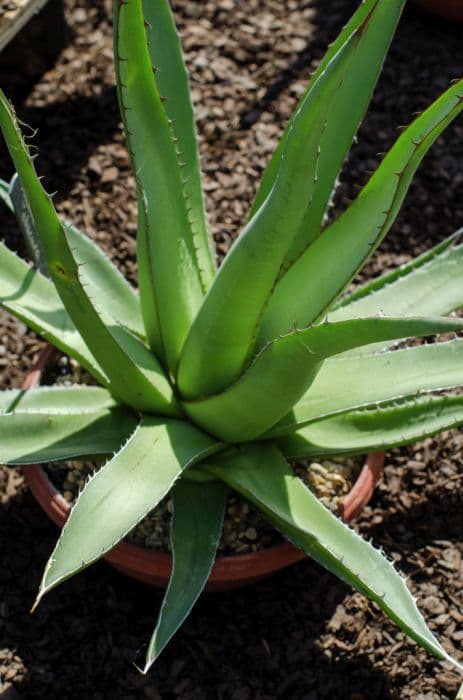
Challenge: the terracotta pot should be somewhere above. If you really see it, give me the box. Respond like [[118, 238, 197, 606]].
[[411, 0, 463, 21], [22, 347, 384, 592]]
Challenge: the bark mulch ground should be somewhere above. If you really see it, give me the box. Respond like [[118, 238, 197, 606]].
[[1, 0, 463, 698]]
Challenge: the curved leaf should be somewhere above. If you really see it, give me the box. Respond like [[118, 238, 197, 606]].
[[178, 31, 375, 399], [334, 230, 462, 311], [0, 403, 135, 465], [144, 479, 227, 671], [0, 90, 177, 415], [185, 316, 463, 442], [35, 416, 221, 604], [7, 174, 145, 338], [253, 0, 405, 268], [258, 79, 463, 346], [142, 0, 216, 288], [279, 394, 463, 459], [0, 242, 106, 384], [267, 340, 463, 437], [330, 231, 463, 355], [250, 0, 403, 218], [114, 0, 204, 370], [204, 444, 460, 668], [0, 385, 117, 413]]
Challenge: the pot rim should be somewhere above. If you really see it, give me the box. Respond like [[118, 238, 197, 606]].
[[21, 345, 384, 591]]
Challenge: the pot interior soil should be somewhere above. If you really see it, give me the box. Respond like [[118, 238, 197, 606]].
[[43, 354, 360, 556], [45, 455, 360, 556]]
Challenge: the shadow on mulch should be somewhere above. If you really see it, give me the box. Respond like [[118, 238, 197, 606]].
[[1, 490, 396, 700], [0, 85, 121, 202]]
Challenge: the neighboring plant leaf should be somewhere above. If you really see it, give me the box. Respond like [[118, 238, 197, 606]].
[[0, 404, 135, 464], [257, 79, 463, 346], [35, 417, 221, 604], [177, 30, 369, 400], [144, 479, 227, 671], [114, 0, 204, 371], [279, 394, 463, 458], [267, 340, 463, 437], [0, 242, 107, 384], [185, 316, 463, 442], [252, 0, 405, 268], [142, 0, 216, 289], [0, 90, 177, 415], [204, 444, 461, 668], [330, 231, 463, 355]]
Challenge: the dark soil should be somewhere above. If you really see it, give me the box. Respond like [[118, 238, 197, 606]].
[[0, 0, 463, 698]]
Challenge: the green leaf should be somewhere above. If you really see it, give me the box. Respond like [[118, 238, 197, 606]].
[[35, 416, 221, 603], [65, 220, 145, 339], [142, 0, 216, 289], [258, 79, 463, 346], [185, 316, 463, 442], [251, 0, 404, 268], [279, 394, 463, 459], [114, 0, 204, 371], [144, 479, 227, 671], [0, 402, 135, 465], [0, 90, 177, 415], [330, 231, 463, 355], [9, 173, 50, 275], [7, 175, 145, 338], [204, 444, 461, 668], [267, 339, 463, 437], [0, 385, 117, 413], [178, 31, 377, 400], [250, 0, 403, 218], [0, 242, 107, 384]]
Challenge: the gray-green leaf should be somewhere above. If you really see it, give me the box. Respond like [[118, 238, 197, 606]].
[[144, 478, 227, 671]]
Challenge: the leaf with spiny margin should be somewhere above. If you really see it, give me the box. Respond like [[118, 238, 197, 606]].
[[0, 403, 135, 465], [144, 479, 227, 671], [278, 394, 463, 459], [114, 0, 204, 371], [204, 444, 461, 668], [142, 0, 216, 289], [251, 0, 404, 268], [257, 79, 463, 346], [0, 242, 106, 384], [178, 34, 366, 400], [250, 0, 399, 218], [329, 231, 463, 355], [184, 316, 463, 442], [8, 174, 145, 339], [35, 417, 221, 604], [267, 340, 463, 437], [0, 90, 176, 415], [0, 385, 116, 413], [3, 174, 144, 338]]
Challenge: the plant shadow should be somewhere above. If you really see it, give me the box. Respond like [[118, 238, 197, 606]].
[[0, 482, 398, 699]]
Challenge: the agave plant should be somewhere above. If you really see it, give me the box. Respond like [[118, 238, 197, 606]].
[[0, 0, 463, 674]]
